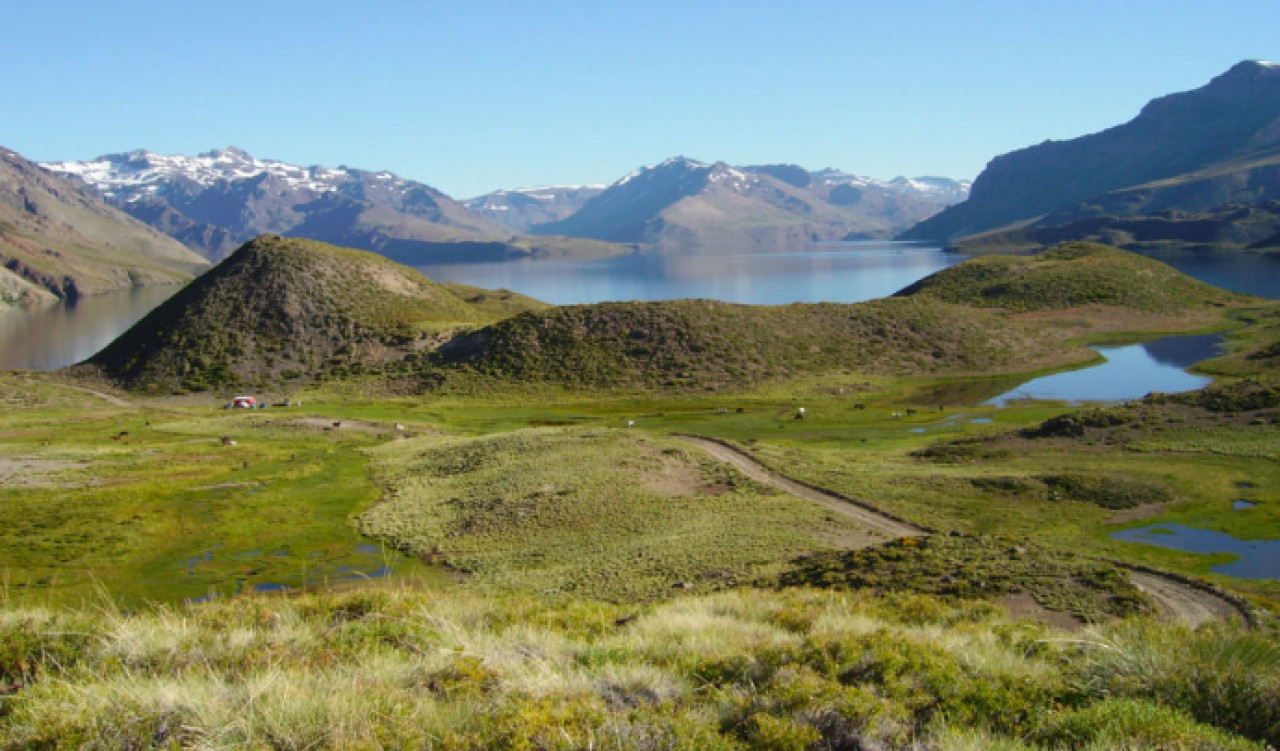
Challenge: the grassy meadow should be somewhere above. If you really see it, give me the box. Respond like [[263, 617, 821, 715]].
[[3, 243, 1280, 747]]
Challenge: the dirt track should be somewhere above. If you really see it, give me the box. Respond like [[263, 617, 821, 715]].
[[679, 435, 924, 541], [680, 434, 1246, 628], [1127, 571, 1247, 628]]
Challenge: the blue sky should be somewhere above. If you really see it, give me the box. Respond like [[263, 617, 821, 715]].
[[6, 0, 1277, 197]]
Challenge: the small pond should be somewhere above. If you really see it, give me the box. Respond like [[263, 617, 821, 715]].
[[984, 333, 1221, 406], [1111, 523, 1280, 579]]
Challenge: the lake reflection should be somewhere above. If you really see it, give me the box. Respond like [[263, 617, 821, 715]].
[[0, 286, 180, 371], [985, 334, 1220, 406], [415, 241, 960, 305]]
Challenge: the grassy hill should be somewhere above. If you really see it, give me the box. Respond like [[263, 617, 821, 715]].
[[86, 236, 501, 392], [896, 242, 1246, 313], [426, 296, 1068, 392]]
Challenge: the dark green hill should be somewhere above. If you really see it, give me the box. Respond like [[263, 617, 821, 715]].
[[896, 243, 1244, 313], [88, 236, 493, 392], [426, 296, 1064, 391]]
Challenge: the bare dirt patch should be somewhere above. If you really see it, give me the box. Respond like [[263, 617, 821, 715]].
[[1127, 571, 1245, 628], [1000, 592, 1085, 631], [641, 458, 704, 498], [290, 417, 396, 434], [0, 456, 90, 488]]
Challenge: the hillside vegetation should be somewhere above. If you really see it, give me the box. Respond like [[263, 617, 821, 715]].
[[426, 296, 1068, 392], [1, 586, 1275, 750], [897, 242, 1246, 313], [87, 236, 498, 392]]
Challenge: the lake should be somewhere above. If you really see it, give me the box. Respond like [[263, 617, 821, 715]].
[[1135, 248, 1280, 300], [984, 334, 1221, 406], [0, 285, 179, 371], [414, 241, 962, 305]]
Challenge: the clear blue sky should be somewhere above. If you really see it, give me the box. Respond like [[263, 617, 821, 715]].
[[6, 0, 1277, 198]]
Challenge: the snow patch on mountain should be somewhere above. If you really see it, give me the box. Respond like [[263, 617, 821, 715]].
[[42, 147, 425, 203]]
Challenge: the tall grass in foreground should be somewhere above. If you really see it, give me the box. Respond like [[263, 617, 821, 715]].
[[0, 586, 1274, 749]]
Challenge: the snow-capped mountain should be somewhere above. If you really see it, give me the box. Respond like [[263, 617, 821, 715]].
[[811, 169, 972, 204], [464, 184, 606, 232], [43, 148, 511, 261], [531, 157, 969, 248]]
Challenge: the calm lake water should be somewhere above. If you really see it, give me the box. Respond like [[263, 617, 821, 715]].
[[984, 334, 1221, 406], [1135, 248, 1280, 300], [0, 285, 178, 371], [1111, 523, 1280, 580], [414, 241, 962, 305]]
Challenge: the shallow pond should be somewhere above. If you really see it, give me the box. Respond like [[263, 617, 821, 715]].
[[984, 334, 1221, 406], [1111, 523, 1280, 579]]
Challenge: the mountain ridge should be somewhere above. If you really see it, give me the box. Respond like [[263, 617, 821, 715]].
[[904, 60, 1280, 242], [530, 157, 968, 248], [0, 146, 209, 307]]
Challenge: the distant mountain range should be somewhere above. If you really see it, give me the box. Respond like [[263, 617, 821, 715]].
[[44, 148, 968, 262], [0, 147, 207, 307], [526, 157, 968, 249], [42, 148, 623, 264], [463, 185, 607, 232], [905, 60, 1280, 245]]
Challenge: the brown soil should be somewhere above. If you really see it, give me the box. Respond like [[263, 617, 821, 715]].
[[1127, 571, 1246, 628], [999, 592, 1085, 630], [0, 456, 89, 488]]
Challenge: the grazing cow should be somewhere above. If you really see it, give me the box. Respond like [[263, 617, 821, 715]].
[[795, 407, 807, 420]]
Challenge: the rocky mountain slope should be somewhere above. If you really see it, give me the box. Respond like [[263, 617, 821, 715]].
[[0, 147, 208, 307], [463, 185, 606, 232], [905, 60, 1280, 242], [947, 200, 1280, 254], [530, 158, 967, 249], [43, 148, 621, 264]]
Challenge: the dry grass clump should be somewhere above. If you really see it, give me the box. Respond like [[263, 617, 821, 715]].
[[0, 586, 1272, 749]]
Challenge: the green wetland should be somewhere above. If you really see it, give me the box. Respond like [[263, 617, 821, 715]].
[[2, 240, 1280, 749]]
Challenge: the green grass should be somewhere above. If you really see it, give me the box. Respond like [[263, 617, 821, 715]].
[[898, 242, 1251, 313], [359, 428, 860, 600], [0, 402, 439, 605]]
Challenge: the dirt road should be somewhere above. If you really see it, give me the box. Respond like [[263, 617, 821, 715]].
[[680, 434, 1247, 628], [678, 435, 924, 541], [1127, 571, 1248, 628]]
